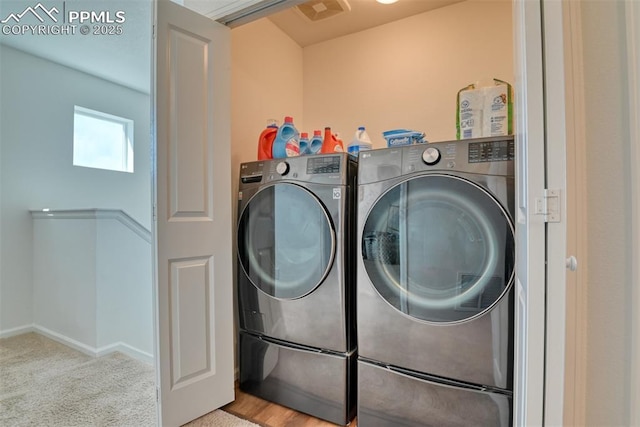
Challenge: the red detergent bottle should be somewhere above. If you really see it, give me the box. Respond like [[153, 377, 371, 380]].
[[320, 127, 344, 153], [257, 119, 278, 160]]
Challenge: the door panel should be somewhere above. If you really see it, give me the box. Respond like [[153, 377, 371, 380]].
[[155, 1, 233, 426], [167, 27, 212, 219], [169, 257, 213, 389], [513, 0, 546, 425]]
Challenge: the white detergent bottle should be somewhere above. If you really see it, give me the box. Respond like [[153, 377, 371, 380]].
[[347, 126, 373, 156]]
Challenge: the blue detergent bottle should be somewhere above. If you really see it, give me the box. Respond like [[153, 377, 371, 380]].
[[299, 132, 310, 155], [272, 116, 300, 158], [308, 130, 323, 155]]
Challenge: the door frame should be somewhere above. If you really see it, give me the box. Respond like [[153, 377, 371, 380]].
[[150, 0, 578, 424], [514, 0, 590, 424], [513, 0, 546, 423], [535, 1, 591, 424], [627, 1, 640, 424], [555, 1, 589, 425], [540, 0, 586, 425]]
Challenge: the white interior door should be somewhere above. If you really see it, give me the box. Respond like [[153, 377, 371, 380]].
[[513, 0, 546, 425], [154, 1, 234, 426], [541, 0, 572, 424], [515, 1, 573, 424]]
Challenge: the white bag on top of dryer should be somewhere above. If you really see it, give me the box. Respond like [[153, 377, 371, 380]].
[[456, 78, 513, 139], [456, 83, 483, 140]]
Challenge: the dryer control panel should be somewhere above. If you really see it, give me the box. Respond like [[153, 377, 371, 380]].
[[358, 136, 515, 185], [468, 139, 515, 163]]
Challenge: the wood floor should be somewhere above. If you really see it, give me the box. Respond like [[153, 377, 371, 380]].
[[222, 385, 358, 427]]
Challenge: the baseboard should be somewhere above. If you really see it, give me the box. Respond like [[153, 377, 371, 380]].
[[33, 325, 99, 356], [96, 342, 154, 365], [0, 324, 35, 339], [33, 325, 154, 364]]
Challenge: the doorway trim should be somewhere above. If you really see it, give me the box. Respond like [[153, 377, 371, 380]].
[[561, 1, 589, 425], [627, 1, 640, 424]]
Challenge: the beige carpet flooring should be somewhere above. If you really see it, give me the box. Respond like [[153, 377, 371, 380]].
[[0, 333, 257, 427]]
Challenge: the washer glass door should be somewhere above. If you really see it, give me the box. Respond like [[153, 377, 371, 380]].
[[238, 183, 335, 299], [362, 175, 515, 323]]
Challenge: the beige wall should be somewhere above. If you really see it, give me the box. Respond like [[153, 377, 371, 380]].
[[302, 0, 513, 147], [231, 0, 513, 158], [229, 18, 304, 356], [230, 17, 304, 191], [580, 1, 632, 425]]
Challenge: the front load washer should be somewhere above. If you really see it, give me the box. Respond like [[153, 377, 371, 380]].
[[237, 153, 357, 426], [356, 136, 515, 426]]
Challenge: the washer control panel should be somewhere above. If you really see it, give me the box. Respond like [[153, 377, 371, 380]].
[[306, 155, 341, 174], [239, 154, 352, 186]]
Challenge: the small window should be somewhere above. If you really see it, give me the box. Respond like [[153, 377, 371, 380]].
[[73, 106, 134, 173]]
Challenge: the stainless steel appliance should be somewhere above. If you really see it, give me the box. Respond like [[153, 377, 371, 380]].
[[356, 136, 515, 426], [237, 153, 357, 426]]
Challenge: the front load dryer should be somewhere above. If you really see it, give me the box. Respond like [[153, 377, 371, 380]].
[[237, 153, 357, 425], [356, 136, 515, 426]]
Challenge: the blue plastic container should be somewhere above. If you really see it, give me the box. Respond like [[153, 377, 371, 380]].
[[382, 129, 427, 147], [272, 116, 300, 158], [299, 132, 310, 155], [308, 130, 323, 155]]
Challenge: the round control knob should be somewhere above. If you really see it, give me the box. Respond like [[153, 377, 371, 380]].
[[276, 161, 290, 176], [422, 146, 441, 165]]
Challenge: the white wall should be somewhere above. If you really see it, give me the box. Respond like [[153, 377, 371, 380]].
[[31, 211, 153, 361], [96, 215, 153, 360], [303, 0, 514, 146], [32, 216, 98, 346], [580, 1, 632, 425], [0, 45, 152, 333]]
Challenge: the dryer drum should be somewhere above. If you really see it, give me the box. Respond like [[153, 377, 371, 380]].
[[237, 182, 336, 300], [363, 231, 398, 264], [361, 174, 515, 323]]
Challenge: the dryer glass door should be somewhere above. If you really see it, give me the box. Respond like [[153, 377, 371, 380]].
[[362, 174, 515, 323], [238, 183, 335, 299]]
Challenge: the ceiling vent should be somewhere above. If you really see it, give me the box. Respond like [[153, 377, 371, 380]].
[[295, 0, 351, 22]]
